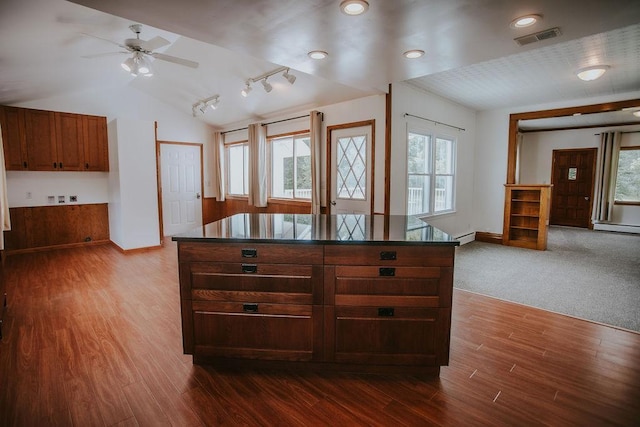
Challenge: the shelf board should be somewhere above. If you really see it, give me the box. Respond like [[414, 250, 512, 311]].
[[510, 214, 540, 218], [510, 226, 539, 231]]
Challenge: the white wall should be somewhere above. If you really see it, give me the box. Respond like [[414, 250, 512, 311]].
[[108, 118, 160, 250], [391, 83, 477, 239], [6, 171, 108, 207], [474, 90, 640, 234]]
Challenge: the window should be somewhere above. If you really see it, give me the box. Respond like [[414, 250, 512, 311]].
[[269, 134, 312, 200], [406, 129, 456, 216], [226, 142, 248, 196], [614, 146, 640, 204]]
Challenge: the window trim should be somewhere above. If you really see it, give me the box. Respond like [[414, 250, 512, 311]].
[[406, 126, 457, 217], [267, 131, 312, 203], [224, 140, 249, 198]]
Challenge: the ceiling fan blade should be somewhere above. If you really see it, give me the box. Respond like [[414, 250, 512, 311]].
[[141, 36, 171, 52], [81, 51, 128, 59], [150, 52, 199, 69], [80, 32, 128, 50]]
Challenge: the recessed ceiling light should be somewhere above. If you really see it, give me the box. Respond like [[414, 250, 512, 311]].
[[576, 65, 610, 81], [510, 14, 542, 28], [633, 111, 640, 118], [403, 50, 425, 59], [340, 0, 369, 16], [308, 50, 328, 60]]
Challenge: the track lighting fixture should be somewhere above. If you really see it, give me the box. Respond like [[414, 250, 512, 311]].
[[261, 78, 273, 93], [241, 66, 296, 97], [241, 82, 252, 97], [192, 95, 221, 116]]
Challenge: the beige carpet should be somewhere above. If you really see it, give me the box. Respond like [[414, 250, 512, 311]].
[[454, 226, 640, 332]]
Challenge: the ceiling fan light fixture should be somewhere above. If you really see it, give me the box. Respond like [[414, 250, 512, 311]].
[[121, 57, 136, 73], [403, 49, 425, 59], [340, 0, 369, 15], [261, 78, 273, 93], [510, 14, 542, 29], [308, 50, 328, 60], [577, 65, 610, 81], [136, 55, 152, 76]]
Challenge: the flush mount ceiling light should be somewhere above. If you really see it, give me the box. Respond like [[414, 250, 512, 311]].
[[633, 111, 640, 118], [576, 65, 610, 81], [510, 14, 542, 29], [340, 0, 369, 15], [403, 49, 425, 59], [308, 50, 328, 60], [192, 95, 221, 116], [241, 66, 296, 97]]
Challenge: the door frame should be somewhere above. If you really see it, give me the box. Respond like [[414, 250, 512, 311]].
[[326, 120, 375, 215], [550, 148, 597, 228], [156, 139, 204, 244]]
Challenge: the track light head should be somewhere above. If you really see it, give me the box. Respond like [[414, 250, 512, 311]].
[[261, 78, 273, 93], [210, 96, 220, 110], [199, 104, 207, 114], [282, 69, 296, 85], [241, 82, 252, 97]]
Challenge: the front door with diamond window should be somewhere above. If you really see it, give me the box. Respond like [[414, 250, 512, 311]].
[[330, 125, 372, 214]]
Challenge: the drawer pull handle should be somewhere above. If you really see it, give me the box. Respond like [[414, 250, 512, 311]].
[[241, 248, 257, 258], [378, 307, 395, 317], [243, 303, 258, 313], [241, 264, 257, 273], [380, 251, 397, 260], [379, 267, 395, 277]]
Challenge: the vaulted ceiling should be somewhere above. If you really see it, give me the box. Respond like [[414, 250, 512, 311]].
[[1, 0, 640, 130]]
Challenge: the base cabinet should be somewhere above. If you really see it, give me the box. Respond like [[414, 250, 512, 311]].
[[178, 241, 455, 375]]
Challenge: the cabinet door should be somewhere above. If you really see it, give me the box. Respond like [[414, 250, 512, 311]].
[[25, 109, 57, 171], [0, 106, 28, 170], [83, 115, 108, 171], [55, 112, 84, 171]]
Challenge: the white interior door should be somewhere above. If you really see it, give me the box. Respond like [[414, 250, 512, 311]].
[[330, 125, 372, 214], [161, 144, 203, 236]]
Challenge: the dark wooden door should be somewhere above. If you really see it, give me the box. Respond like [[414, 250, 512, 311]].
[[550, 148, 597, 228]]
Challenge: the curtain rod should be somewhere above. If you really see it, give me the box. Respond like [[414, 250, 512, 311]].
[[594, 130, 640, 135], [404, 113, 466, 132], [221, 114, 311, 135]]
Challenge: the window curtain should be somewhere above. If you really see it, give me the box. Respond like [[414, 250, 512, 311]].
[[593, 131, 621, 222], [248, 123, 267, 207], [212, 131, 225, 201], [0, 125, 11, 250], [310, 111, 322, 214]]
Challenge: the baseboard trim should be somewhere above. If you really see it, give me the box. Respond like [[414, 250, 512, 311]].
[[110, 241, 164, 254], [474, 232, 503, 245], [4, 240, 111, 256]]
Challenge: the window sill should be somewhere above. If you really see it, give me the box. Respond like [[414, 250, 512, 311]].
[[268, 198, 312, 207], [614, 201, 640, 206]]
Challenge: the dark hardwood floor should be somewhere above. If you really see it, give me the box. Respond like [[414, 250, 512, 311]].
[[1, 242, 639, 426]]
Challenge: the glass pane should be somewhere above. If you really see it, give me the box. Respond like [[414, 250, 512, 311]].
[[408, 133, 431, 174], [228, 145, 246, 195], [271, 137, 293, 198], [407, 174, 430, 215], [615, 149, 640, 202], [336, 214, 366, 241], [435, 138, 454, 174], [243, 145, 249, 194], [434, 175, 454, 212], [337, 135, 367, 200], [295, 137, 311, 199]]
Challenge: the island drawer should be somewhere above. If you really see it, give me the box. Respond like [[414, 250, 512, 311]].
[[179, 242, 323, 264], [324, 245, 454, 267]]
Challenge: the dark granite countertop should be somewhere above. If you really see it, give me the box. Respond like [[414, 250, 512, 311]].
[[172, 214, 459, 246]]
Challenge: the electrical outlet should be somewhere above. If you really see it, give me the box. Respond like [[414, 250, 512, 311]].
[[69, 195, 78, 202], [58, 195, 66, 204]]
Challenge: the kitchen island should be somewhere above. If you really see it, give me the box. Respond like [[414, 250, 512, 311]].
[[173, 213, 459, 376]]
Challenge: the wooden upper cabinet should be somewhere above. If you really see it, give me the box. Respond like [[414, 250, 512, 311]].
[[0, 106, 29, 170], [25, 109, 58, 171], [55, 112, 85, 171], [0, 105, 108, 172], [83, 115, 109, 171]]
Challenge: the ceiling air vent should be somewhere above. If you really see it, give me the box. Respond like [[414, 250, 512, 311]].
[[514, 27, 562, 46]]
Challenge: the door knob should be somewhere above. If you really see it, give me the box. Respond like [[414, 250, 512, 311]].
[[196, 192, 201, 199], [584, 196, 589, 200], [330, 201, 336, 206]]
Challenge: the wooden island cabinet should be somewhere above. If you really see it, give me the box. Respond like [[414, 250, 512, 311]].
[[174, 214, 459, 376]]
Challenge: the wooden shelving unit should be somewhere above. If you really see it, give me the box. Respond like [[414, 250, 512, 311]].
[[502, 184, 552, 250]]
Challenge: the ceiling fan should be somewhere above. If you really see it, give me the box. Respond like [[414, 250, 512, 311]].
[[83, 24, 199, 77]]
